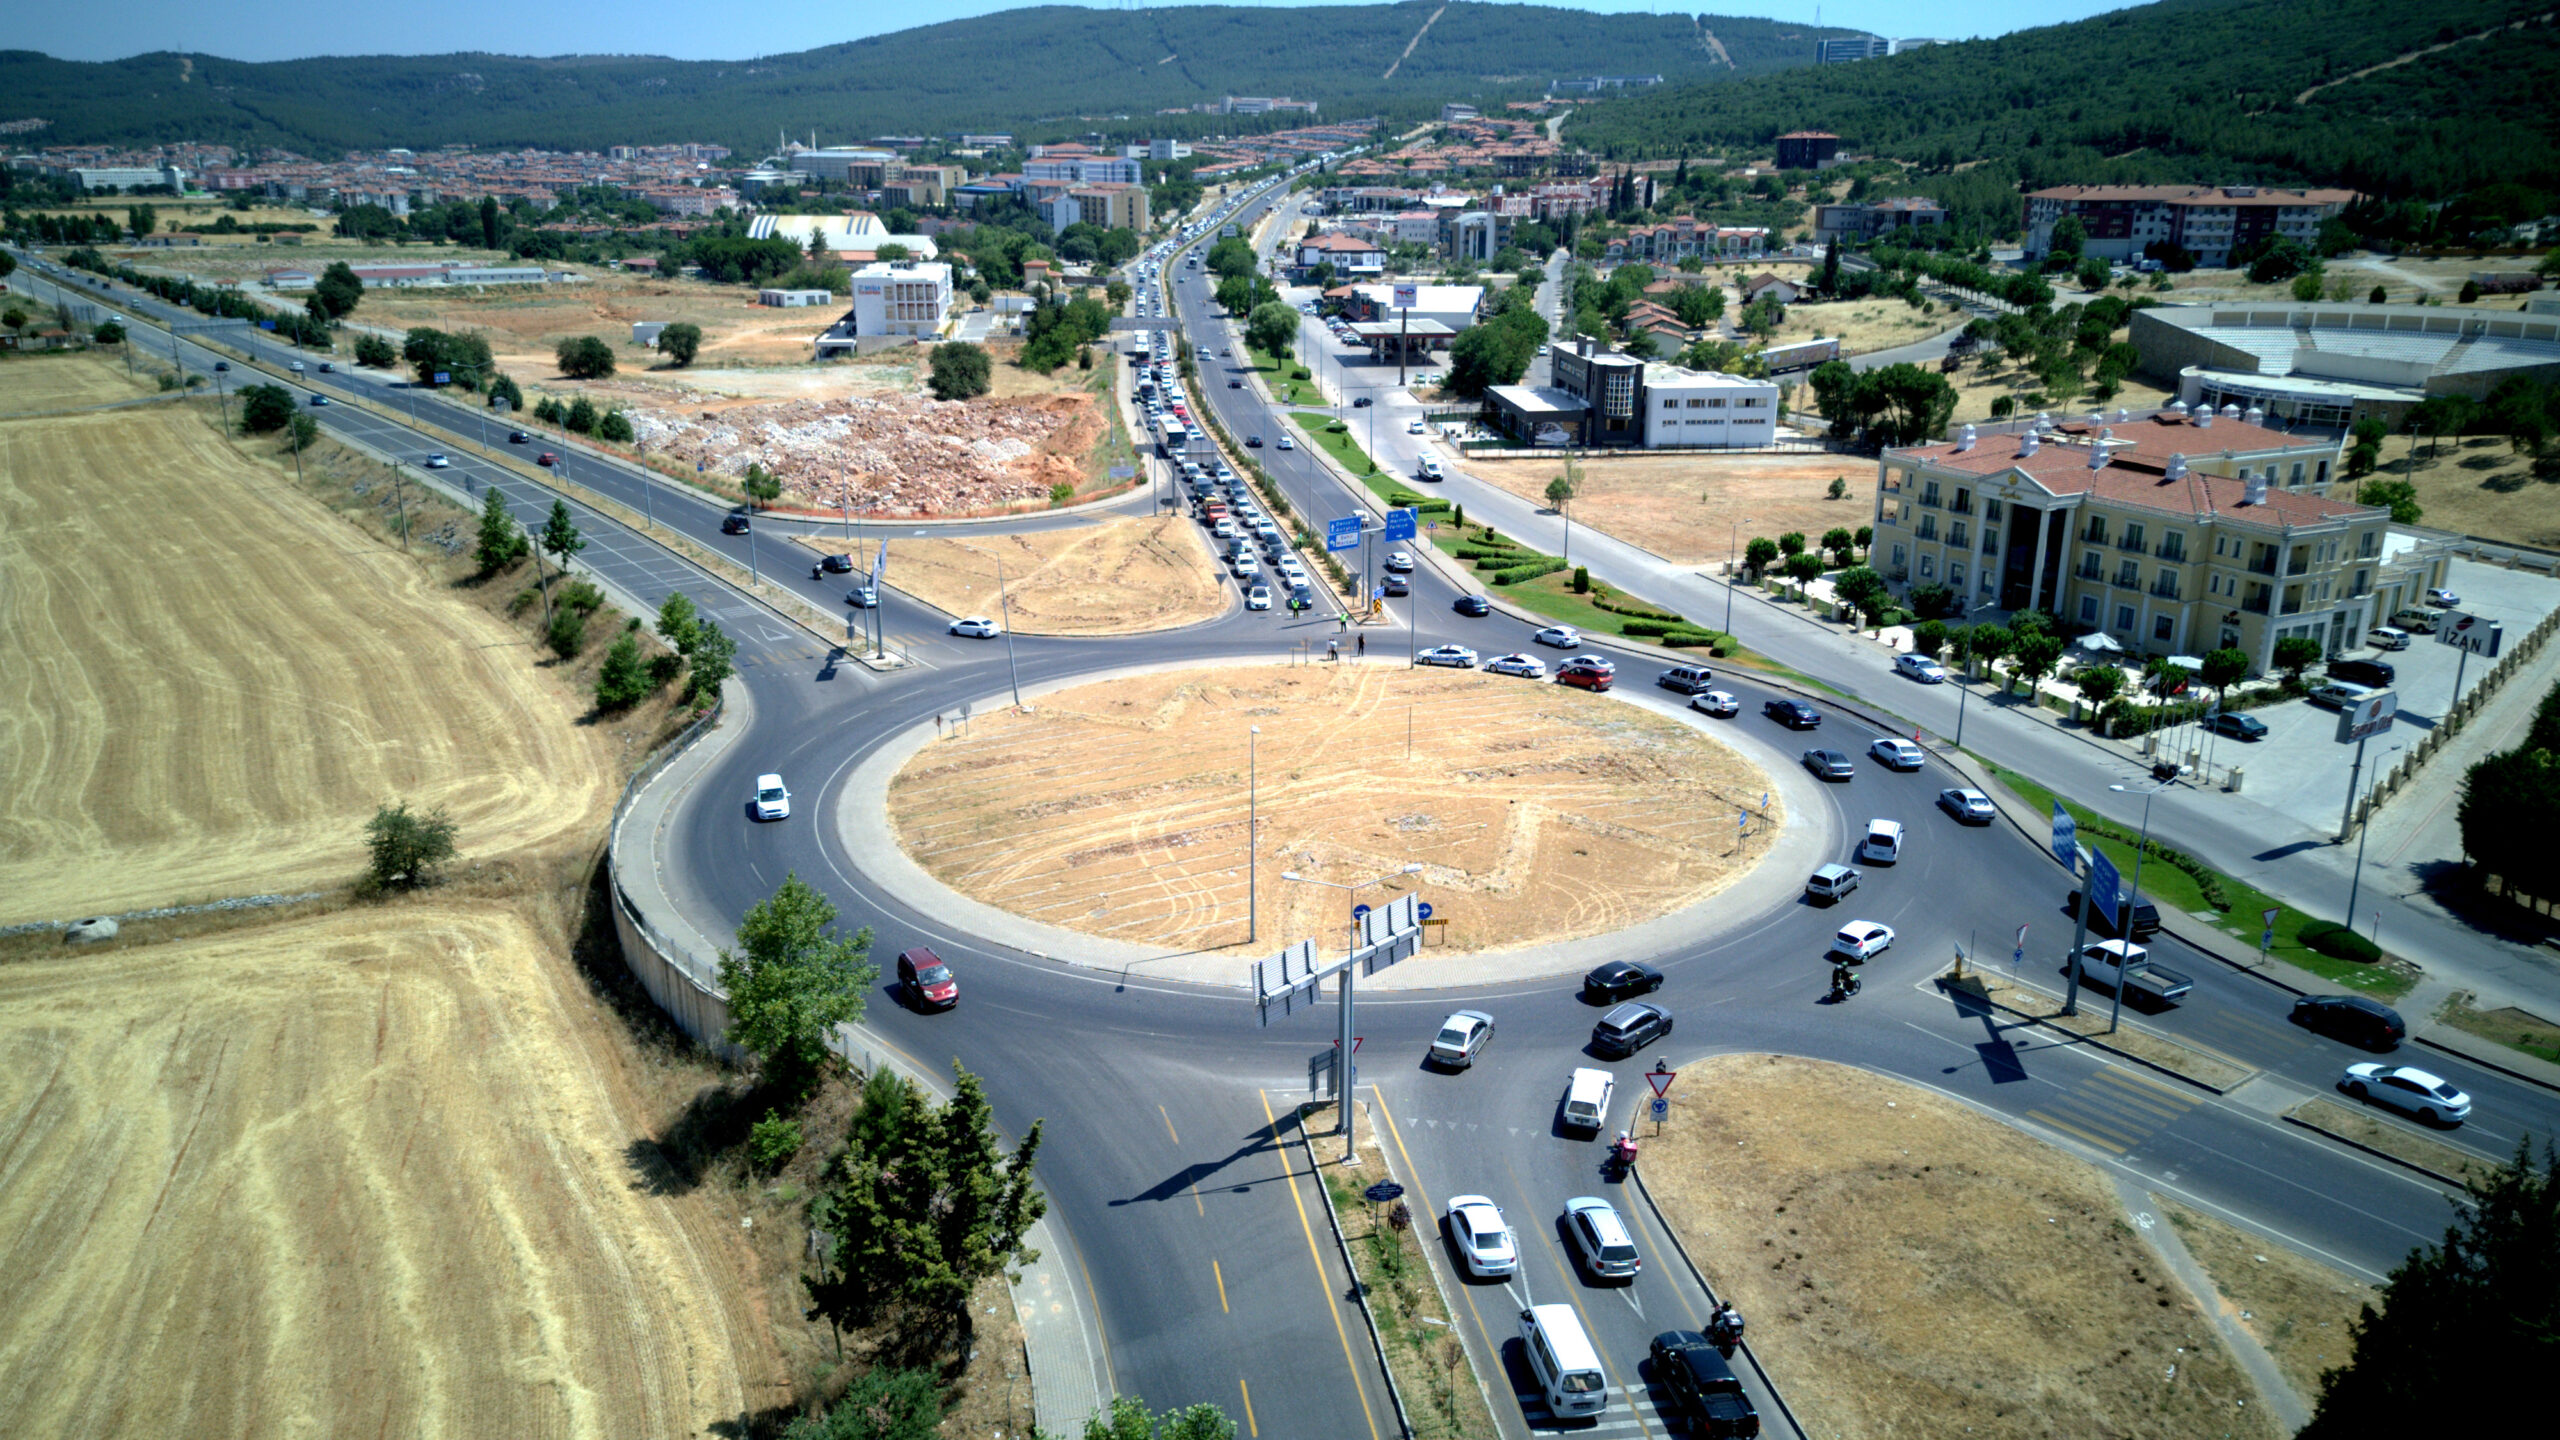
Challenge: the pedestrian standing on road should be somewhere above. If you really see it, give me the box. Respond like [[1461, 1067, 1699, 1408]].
[[936, 713, 945, 736], [1357, 633, 1366, 658], [1328, 639, 1339, 663]]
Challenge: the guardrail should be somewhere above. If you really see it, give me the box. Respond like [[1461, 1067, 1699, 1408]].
[[604, 692, 746, 1061]]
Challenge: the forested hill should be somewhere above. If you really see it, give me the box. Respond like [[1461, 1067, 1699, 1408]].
[[0, 3, 1863, 156], [1567, 0, 2560, 200]]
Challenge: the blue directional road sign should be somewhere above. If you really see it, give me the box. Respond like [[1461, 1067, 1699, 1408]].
[[1326, 516, 1363, 553], [1352, 902, 1372, 921], [1417, 902, 1433, 921], [1383, 507, 1417, 542], [2049, 800, 2077, 867], [1650, 1095, 1670, 1122], [2087, 849, 2124, 932]]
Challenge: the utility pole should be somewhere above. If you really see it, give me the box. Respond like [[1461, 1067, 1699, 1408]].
[[997, 554, 1025, 709]]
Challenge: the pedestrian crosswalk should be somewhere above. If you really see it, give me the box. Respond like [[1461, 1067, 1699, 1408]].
[[1513, 1386, 1671, 1436], [2025, 1063, 2204, 1155]]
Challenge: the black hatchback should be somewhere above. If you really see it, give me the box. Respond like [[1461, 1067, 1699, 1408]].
[[1454, 594, 1491, 617], [2292, 994, 2405, 1050], [721, 511, 752, 534], [2328, 658, 2397, 689], [1583, 960, 1664, 1003]]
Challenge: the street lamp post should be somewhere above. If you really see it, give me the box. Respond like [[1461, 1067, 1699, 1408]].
[[1723, 516, 1753, 637], [2106, 779, 2175, 1034], [2343, 744, 2403, 930], [1280, 862, 1423, 1163]]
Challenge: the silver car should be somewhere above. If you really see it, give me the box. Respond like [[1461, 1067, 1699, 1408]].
[[1429, 1010, 1495, 1068]]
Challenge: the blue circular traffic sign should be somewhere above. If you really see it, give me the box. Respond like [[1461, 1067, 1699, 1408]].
[[1352, 903, 1372, 919], [1417, 902, 1433, 921]]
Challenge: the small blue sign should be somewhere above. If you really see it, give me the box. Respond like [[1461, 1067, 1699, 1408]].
[[259, 320, 277, 330], [2087, 849, 2124, 932], [433, 371, 450, 386], [1650, 1095, 1670, 1121], [1352, 902, 1372, 921], [2049, 800, 2077, 868], [1383, 507, 1417, 542], [1416, 902, 1433, 921], [1326, 515, 1362, 553]]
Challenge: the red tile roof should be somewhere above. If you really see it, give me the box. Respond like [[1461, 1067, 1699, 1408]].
[[1901, 414, 2363, 525]]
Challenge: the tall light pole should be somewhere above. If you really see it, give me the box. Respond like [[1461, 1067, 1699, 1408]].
[[1723, 515, 1752, 637], [2342, 744, 2403, 931], [1248, 725, 1261, 944], [2106, 779, 2175, 1034], [1281, 862, 1422, 1162], [996, 554, 1024, 710]]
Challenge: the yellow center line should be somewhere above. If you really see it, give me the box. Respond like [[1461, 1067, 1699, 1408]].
[[1238, 1378, 1259, 1437], [1259, 1089, 1384, 1440], [1160, 1104, 1181, 1144], [1213, 1257, 1230, 1314]]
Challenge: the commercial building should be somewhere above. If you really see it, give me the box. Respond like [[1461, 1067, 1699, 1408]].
[[1149, 139, 1193, 162], [1815, 36, 1889, 63], [813, 260, 954, 354], [2130, 301, 2560, 432], [1813, 196, 1948, 242], [1485, 341, 1776, 450], [1295, 231, 1388, 275], [746, 212, 939, 262], [788, 148, 900, 186], [1869, 407, 2450, 666], [2022, 184, 2357, 268], [1057, 182, 1150, 234], [1774, 131, 1840, 171], [1340, 283, 1485, 336], [67, 164, 188, 192], [1024, 154, 1142, 188], [1641, 364, 1780, 448]]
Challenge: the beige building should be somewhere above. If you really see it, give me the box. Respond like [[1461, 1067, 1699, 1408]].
[[1872, 406, 2451, 672]]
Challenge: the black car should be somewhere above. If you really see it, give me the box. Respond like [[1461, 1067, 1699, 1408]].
[[721, 512, 752, 535], [1591, 1001, 1673, 1057], [1245, 435, 1263, 447], [1650, 1332, 1761, 1437], [1228, 379, 1242, 388], [2205, 712, 2269, 741], [1454, 594, 1491, 617], [1763, 699, 1822, 730], [821, 553, 856, 573], [1352, 396, 1374, 407], [213, 361, 230, 372], [509, 430, 530, 443], [309, 393, 329, 406], [1583, 960, 1664, 1003], [2292, 994, 2406, 1050], [2063, 889, 2162, 941], [2328, 658, 2397, 689]]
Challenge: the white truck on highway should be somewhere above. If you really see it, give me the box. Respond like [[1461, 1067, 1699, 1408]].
[[2070, 939, 2195, 1008]]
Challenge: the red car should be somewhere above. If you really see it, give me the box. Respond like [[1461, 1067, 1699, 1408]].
[[897, 947, 958, 1010], [536, 451, 558, 467], [1557, 660, 1614, 692]]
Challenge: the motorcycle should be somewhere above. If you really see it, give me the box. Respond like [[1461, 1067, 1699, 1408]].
[[1708, 1303, 1746, 1349], [1826, 967, 1863, 1003], [1606, 1131, 1640, 1180]]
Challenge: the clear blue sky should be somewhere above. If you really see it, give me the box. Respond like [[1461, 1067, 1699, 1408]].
[[30, 0, 2142, 64]]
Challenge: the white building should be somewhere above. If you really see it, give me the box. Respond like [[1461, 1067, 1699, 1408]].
[[814, 260, 954, 354], [759, 288, 836, 307], [1641, 364, 1780, 449], [1024, 155, 1142, 187], [746, 212, 939, 261], [787, 148, 900, 183], [1148, 140, 1193, 162]]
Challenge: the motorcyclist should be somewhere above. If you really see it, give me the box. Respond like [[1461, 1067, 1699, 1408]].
[[1830, 960, 1856, 998], [1709, 1301, 1745, 1345], [1610, 1130, 1639, 1169]]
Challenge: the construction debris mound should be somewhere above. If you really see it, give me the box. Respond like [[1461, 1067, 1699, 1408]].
[[628, 391, 1097, 516]]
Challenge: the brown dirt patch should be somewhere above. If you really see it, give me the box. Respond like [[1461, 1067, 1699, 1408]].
[[887, 664, 1781, 955], [1644, 1054, 2284, 1440], [2380, 436, 2556, 546], [1469, 450, 1873, 564], [1943, 353, 2177, 428], [801, 516, 1228, 633], [0, 899, 764, 1437], [0, 350, 161, 412], [2154, 1195, 2374, 1405], [1766, 296, 1952, 359], [0, 403, 616, 926]]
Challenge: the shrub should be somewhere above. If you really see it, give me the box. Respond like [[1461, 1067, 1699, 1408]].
[[365, 802, 457, 891], [564, 396, 597, 434], [747, 1113, 804, 1171], [1492, 559, 1568, 586], [1620, 619, 1676, 636], [594, 632, 653, 711], [1572, 566, 1590, 594], [1661, 628, 1724, 647], [596, 409, 634, 443], [546, 604, 587, 658], [2298, 919, 2381, 963], [1049, 480, 1076, 506], [558, 578, 605, 617]]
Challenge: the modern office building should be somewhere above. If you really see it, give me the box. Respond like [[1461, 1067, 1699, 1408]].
[[813, 260, 954, 353]]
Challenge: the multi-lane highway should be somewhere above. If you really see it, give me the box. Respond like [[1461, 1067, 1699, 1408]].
[[19, 180, 2556, 1440]]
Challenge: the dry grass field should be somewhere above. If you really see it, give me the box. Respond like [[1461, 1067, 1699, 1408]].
[[814, 515, 1226, 632], [0, 351, 162, 413], [1942, 355, 2177, 428], [2380, 435, 2554, 546], [0, 372, 613, 925], [360, 270, 832, 375], [0, 901, 765, 1438], [1645, 1055, 2284, 1440], [1763, 296, 1953, 358], [887, 664, 1780, 955], [2156, 1196, 2374, 1406], [1468, 450, 1874, 564]]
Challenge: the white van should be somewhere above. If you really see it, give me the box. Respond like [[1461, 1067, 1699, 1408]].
[[1417, 456, 1444, 482], [1561, 1067, 1615, 1133], [1857, 819, 1905, 866], [1519, 1304, 1609, 1420]]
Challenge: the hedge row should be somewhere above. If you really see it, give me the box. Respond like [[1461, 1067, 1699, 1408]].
[[1662, 630, 1727, 651], [2074, 816, 2232, 912], [2298, 918, 2382, 964], [1491, 559, 1569, 586], [1455, 544, 1535, 561], [1592, 594, 1684, 623]]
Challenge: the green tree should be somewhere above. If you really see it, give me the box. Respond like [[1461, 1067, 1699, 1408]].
[[1777, 531, 1807, 557], [655, 591, 700, 654], [479, 195, 502, 251], [657, 321, 702, 367], [929, 341, 993, 401], [595, 631, 652, 710], [1246, 301, 1298, 363], [0, 304, 26, 332], [2458, 279, 2483, 305], [353, 332, 397, 367], [239, 382, 296, 434], [286, 413, 319, 452], [1831, 565, 1890, 630], [2048, 214, 2086, 261], [682, 619, 735, 705], [555, 334, 617, 379], [2011, 633, 2065, 695], [779, 1366, 942, 1440], [1912, 619, 1949, 658], [804, 1063, 1043, 1351], [718, 873, 876, 1097], [2201, 647, 2251, 708], [1544, 472, 1576, 513], [2298, 1141, 2559, 1438], [743, 462, 784, 509], [564, 395, 598, 434], [530, 498, 584, 630], [313, 260, 364, 320], [1205, 236, 1255, 280], [597, 409, 634, 443], [2291, 268, 2326, 302], [1782, 551, 1827, 586], [1743, 536, 1780, 575], [1820, 526, 1856, 564], [1965, 622, 2013, 680], [2357, 477, 2423, 524], [126, 204, 157, 240], [486, 373, 523, 412], [2273, 634, 2324, 687], [364, 802, 457, 890], [2074, 663, 2125, 709], [546, 603, 587, 659], [474, 487, 528, 573], [93, 318, 124, 345]]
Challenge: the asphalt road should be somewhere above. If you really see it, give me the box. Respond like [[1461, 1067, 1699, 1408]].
[[25, 206, 2559, 1440]]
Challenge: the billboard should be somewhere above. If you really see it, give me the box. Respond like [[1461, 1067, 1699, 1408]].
[[1392, 283, 1418, 309], [2335, 687, 2398, 744], [2434, 610, 2504, 657]]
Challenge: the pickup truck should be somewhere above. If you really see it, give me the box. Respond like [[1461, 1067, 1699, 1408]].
[[1650, 1331, 1761, 1437], [2070, 940, 2195, 1008]]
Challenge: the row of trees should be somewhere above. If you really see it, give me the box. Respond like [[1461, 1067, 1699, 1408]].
[[2458, 677, 2560, 903], [1804, 360, 1960, 450], [60, 246, 335, 347]]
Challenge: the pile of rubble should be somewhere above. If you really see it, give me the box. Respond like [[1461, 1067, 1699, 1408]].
[[627, 392, 1095, 514]]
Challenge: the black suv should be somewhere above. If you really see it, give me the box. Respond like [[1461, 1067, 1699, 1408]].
[[1650, 1332, 1761, 1437], [1591, 1002, 1673, 1057], [721, 511, 752, 535], [2328, 658, 2396, 689], [2063, 889, 2162, 941], [821, 553, 856, 573], [2291, 994, 2405, 1050], [1763, 699, 1822, 730]]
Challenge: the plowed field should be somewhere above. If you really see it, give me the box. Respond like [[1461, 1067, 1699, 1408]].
[[888, 664, 1780, 953], [0, 392, 614, 925]]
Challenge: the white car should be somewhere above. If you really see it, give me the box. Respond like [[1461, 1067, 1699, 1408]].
[[1938, 788, 1996, 824], [1894, 653, 1946, 683], [423, 453, 450, 469], [1245, 586, 1272, 611], [1408, 419, 1427, 434], [751, 773, 791, 821], [1429, 1010, 1495, 1068], [2341, 1064, 2472, 1125], [950, 616, 1002, 638], [1831, 920, 1896, 961], [1276, 435, 1294, 449], [1444, 1196, 1519, 1277], [1383, 550, 1415, 573], [1416, 644, 1479, 668], [1531, 625, 1581, 649], [1869, 737, 1925, 771], [1485, 653, 1547, 679], [1690, 689, 1740, 717]]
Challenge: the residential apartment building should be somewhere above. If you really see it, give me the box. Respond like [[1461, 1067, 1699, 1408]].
[[1024, 154, 1142, 187], [2022, 184, 2357, 268], [1774, 131, 1840, 170], [1813, 196, 1948, 242], [788, 148, 900, 186], [1602, 217, 1768, 264], [814, 260, 954, 354], [1869, 407, 2449, 669]]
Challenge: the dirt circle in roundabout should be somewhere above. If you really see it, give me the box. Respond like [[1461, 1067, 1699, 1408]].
[[886, 663, 1784, 955]]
